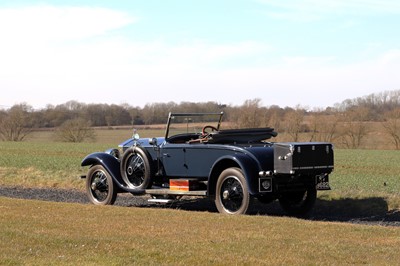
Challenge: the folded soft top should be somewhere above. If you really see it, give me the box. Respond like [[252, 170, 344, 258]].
[[209, 128, 277, 144]]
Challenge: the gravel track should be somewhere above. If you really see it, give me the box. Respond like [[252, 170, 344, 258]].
[[1, 186, 400, 227]]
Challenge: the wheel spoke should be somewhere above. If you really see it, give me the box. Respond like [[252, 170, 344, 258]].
[[86, 165, 117, 205], [90, 170, 109, 202], [127, 154, 145, 186], [220, 177, 244, 213], [131, 156, 144, 172], [96, 173, 108, 191], [215, 168, 250, 215], [120, 148, 152, 190]]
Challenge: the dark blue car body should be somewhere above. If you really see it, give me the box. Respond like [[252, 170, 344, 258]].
[[82, 112, 333, 215]]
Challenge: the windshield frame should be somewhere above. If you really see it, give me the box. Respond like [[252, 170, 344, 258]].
[[164, 112, 224, 140]]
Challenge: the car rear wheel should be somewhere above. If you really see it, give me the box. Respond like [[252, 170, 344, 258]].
[[120, 147, 153, 190], [215, 167, 251, 215], [279, 187, 317, 217], [86, 165, 117, 205]]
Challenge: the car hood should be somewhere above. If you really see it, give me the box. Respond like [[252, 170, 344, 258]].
[[119, 137, 166, 149]]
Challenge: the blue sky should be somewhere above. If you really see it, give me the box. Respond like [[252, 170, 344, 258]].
[[1, 0, 399, 109]]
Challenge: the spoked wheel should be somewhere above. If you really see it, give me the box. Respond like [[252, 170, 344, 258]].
[[120, 147, 153, 190], [86, 165, 117, 205], [279, 187, 317, 217], [215, 167, 251, 215]]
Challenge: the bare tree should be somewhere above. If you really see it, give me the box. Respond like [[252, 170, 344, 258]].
[[340, 107, 369, 149], [284, 106, 305, 142], [382, 108, 400, 149], [309, 113, 340, 142], [120, 103, 144, 125], [0, 104, 33, 141], [261, 105, 284, 132], [233, 98, 265, 128], [55, 118, 96, 142]]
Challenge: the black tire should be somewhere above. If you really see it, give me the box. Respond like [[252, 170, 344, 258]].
[[279, 187, 317, 217], [215, 167, 251, 215], [120, 147, 153, 190], [86, 165, 117, 205]]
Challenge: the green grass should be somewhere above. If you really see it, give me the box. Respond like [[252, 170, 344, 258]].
[[1, 197, 400, 265], [323, 149, 400, 210], [0, 142, 110, 189], [1, 137, 400, 207], [333, 149, 400, 194], [2, 132, 400, 264]]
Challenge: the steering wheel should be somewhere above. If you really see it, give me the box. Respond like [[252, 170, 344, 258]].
[[202, 125, 218, 137]]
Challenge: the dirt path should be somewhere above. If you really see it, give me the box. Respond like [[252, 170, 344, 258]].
[[1, 186, 399, 227]]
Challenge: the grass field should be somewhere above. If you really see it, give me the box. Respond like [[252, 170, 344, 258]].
[[1, 129, 400, 264], [1, 197, 400, 265], [2, 129, 400, 207]]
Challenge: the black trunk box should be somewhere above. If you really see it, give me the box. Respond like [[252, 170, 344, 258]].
[[273, 142, 334, 175]]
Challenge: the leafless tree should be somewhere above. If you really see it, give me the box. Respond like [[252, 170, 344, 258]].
[[55, 118, 96, 142], [0, 104, 33, 141], [309, 113, 340, 142], [284, 106, 305, 142], [382, 108, 400, 149], [340, 107, 369, 149], [231, 98, 266, 128], [262, 105, 284, 132]]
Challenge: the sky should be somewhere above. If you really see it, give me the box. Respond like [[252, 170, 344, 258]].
[[1, 0, 400, 110]]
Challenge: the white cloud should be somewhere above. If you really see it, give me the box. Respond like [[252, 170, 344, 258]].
[[0, 5, 136, 106], [1, 5, 399, 109], [0, 5, 273, 108], [206, 49, 400, 107], [0, 5, 135, 43], [0, 5, 269, 70], [0, 5, 136, 70]]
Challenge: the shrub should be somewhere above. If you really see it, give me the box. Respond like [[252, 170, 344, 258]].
[[55, 118, 96, 142]]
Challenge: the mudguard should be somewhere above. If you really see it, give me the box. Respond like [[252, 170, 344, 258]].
[[208, 153, 262, 196], [81, 152, 145, 195]]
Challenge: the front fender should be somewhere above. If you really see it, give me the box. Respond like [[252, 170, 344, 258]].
[[82, 152, 123, 183], [208, 153, 261, 196], [81, 152, 145, 195]]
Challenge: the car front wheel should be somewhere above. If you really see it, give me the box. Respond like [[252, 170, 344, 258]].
[[215, 167, 251, 215], [86, 165, 117, 205]]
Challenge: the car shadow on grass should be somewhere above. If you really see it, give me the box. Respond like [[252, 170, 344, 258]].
[[312, 197, 400, 224], [135, 195, 400, 226], [1, 186, 398, 226]]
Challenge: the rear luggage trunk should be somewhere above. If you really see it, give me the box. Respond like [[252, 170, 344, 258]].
[[273, 142, 334, 175]]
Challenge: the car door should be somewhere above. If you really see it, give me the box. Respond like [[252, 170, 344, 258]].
[[160, 143, 187, 177], [184, 145, 230, 179]]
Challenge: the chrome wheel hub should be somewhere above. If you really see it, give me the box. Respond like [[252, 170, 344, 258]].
[[222, 190, 230, 200]]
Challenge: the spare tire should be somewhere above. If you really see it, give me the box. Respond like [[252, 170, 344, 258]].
[[120, 147, 154, 190]]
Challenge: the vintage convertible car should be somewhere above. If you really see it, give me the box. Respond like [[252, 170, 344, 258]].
[[81, 112, 333, 216]]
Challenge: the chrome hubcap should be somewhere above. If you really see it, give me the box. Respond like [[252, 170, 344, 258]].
[[222, 190, 230, 200]]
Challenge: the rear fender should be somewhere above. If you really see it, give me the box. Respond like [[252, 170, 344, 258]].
[[81, 152, 145, 195], [208, 154, 261, 197]]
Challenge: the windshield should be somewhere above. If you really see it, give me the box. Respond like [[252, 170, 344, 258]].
[[165, 113, 223, 139]]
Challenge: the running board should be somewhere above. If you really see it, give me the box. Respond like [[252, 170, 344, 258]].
[[145, 189, 207, 196], [148, 198, 174, 204]]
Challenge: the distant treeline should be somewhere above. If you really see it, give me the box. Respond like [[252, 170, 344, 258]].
[[1, 90, 400, 148], [2, 90, 400, 127]]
